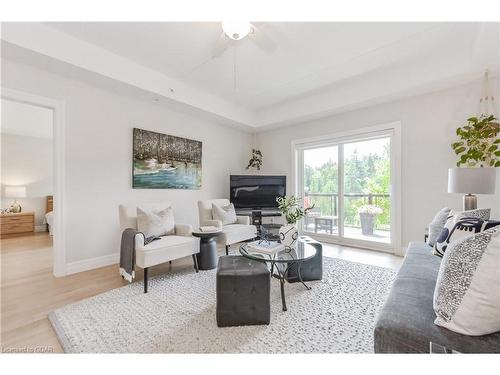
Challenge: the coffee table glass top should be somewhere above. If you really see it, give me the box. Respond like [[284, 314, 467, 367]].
[[239, 238, 317, 263]]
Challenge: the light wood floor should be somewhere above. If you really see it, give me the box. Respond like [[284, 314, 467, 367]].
[[1, 232, 402, 353]]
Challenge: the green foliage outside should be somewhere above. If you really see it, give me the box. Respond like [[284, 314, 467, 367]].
[[304, 143, 391, 231]]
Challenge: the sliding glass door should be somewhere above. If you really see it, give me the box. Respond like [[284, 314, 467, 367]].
[[302, 145, 339, 236], [297, 131, 395, 251]]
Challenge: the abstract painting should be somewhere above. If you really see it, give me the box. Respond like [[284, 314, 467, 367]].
[[133, 128, 202, 189]]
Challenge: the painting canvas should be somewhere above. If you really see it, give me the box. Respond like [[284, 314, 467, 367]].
[[133, 128, 202, 189]]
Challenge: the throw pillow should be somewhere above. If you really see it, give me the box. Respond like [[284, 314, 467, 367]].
[[427, 207, 452, 247], [433, 208, 491, 256], [136, 206, 175, 238], [212, 203, 237, 225], [433, 226, 500, 335], [433, 218, 499, 257]]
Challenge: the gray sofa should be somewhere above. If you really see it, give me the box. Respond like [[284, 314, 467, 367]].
[[374, 242, 500, 353]]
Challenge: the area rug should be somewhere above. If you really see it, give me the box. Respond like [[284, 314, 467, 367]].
[[49, 257, 396, 353]]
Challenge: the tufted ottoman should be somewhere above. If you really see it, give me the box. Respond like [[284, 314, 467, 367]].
[[216, 256, 271, 327]]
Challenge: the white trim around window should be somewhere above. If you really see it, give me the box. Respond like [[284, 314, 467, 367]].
[[291, 121, 402, 255]]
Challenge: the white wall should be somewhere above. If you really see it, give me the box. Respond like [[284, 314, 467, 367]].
[[1, 59, 252, 267], [1, 133, 53, 227], [257, 80, 500, 251]]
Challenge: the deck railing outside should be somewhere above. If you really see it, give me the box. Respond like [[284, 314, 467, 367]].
[[304, 192, 391, 231]]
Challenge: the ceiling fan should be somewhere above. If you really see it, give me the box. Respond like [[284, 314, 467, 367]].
[[212, 21, 277, 58]]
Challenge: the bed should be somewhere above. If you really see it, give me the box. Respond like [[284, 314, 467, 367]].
[[45, 195, 54, 235]]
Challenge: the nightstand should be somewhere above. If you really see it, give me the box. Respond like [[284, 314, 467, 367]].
[[0, 212, 35, 238]]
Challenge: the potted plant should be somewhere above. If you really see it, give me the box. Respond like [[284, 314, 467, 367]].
[[276, 196, 314, 248], [451, 114, 500, 168], [358, 205, 383, 236]]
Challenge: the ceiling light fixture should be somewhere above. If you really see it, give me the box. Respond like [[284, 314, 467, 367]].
[[222, 21, 252, 40]]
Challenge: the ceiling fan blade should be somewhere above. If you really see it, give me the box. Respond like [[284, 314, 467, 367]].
[[212, 32, 230, 58], [249, 24, 277, 54]]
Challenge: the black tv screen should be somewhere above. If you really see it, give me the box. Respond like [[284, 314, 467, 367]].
[[230, 175, 286, 209]]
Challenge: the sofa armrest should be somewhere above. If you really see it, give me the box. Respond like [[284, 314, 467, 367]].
[[175, 223, 193, 237], [202, 219, 223, 230], [236, 215, 250, 225]]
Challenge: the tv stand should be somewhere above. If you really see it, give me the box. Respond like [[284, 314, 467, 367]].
[[236, 208, 284, 240]]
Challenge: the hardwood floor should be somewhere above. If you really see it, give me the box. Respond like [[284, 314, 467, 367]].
[[0, 233, 402, 353]]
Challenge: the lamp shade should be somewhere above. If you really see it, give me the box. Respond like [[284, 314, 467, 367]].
[[4, 186, 26, 198], [448, 168, 496, 194]]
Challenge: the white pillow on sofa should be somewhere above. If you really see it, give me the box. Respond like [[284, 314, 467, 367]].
[[212, 203, 237, 225], [137, 206, 175, 238], [433, 208, 491, 256], [433, 226, 500, 335], [427, 207, 451, 247]]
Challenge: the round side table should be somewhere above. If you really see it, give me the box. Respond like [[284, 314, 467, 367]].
[[192, 230, 222, 270]]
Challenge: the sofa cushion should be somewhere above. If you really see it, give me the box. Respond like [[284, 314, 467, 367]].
[[427, 207, 451, 246], [434, 227, 500, 335], [135, 235, 199, 268], [433, 219, 500, 257], [374, 242, 500, 353], [433, 208, 491, 257]]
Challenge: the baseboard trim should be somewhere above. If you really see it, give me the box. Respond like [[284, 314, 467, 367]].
[[65, 253, 119, 275]]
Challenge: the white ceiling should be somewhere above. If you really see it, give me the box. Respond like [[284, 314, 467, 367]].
[[1, 99, 53, 139], [45, 22, 446, 110], [1, 22, 499, 129]]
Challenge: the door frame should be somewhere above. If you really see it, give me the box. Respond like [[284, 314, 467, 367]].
[[1, 87, 67, 276], [291, 121, 402, 255]]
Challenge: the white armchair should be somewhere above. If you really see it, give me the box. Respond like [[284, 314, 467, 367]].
[[197, 199, 257, 255], [119, 202, 200, 293]]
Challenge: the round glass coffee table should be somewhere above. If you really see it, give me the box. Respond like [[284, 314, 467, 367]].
[[240, 239, 317, 311]]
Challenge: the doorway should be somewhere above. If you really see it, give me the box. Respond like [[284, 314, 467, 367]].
[[294, 124, 401, 253], [1, 88, 65, 276]]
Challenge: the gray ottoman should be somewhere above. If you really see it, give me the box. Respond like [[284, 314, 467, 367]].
[[216, 256, 271, 327], [286, 236, 323, 282]]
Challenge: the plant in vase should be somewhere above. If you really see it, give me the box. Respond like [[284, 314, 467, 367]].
[[358, 204, 383, 236], [276, 196, 314, 248], [451, 114, 500, 168]]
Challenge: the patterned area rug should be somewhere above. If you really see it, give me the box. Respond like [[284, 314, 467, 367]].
[[49, 257, 396, 353]]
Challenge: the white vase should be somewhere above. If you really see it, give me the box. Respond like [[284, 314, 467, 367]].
[[279, 223, 299, 249]]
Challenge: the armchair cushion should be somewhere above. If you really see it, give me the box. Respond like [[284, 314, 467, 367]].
[[136, 206, 175, 238], [136, 235, 199, 268], [175, 223, 193, 237], [219, 224, 257, 246], [236, 215, 250, 225], [198, 199, 230, 226], [212, 203, 237, 225]]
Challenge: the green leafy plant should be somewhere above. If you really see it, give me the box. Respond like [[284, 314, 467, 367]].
[[246, 149, 263, 170], [452, 115, 500, 167], [276, 196, 314, 225]]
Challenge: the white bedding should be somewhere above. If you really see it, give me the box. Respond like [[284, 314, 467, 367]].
[[45, 211, 54, 235]]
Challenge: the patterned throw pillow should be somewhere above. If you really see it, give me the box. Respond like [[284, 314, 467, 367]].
[[427, 207, 451, 247], [433, 226, 500, 335], [212, 203, 237, 225], [433, 218, 499, 257], [136, 206, 175, 238], [433, 208, 491, 256]]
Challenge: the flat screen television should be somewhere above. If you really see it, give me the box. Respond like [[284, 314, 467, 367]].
[[230, 175, 286, 209]]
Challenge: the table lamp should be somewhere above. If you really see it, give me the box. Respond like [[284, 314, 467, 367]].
[[5, 186, 26, 213], [448, 168, 496, 210]]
